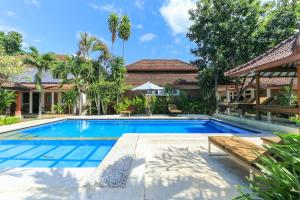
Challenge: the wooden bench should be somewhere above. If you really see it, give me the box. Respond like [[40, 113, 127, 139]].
[[208, 136, 267, 181], [168, 104, 182, 115], [120, 110, 131, 116]]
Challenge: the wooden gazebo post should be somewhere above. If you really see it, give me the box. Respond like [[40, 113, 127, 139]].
[[255, 71, 261, 119], [297, 66, 300, 118]]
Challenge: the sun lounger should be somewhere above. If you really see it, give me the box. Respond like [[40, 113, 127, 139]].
[[120, 110, 131, 116], [208, 136, 267, 180], [168, 104, 182, 115], [261, 136, 282, 144]]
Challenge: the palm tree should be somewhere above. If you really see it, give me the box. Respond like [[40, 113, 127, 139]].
[[77, 32, 110, 114], [78, 32, 110, 61], [24, 47, 55, 117], [62, 90, 77, 114], [108, 13, 119, 54], [118, 15, 131, 58]]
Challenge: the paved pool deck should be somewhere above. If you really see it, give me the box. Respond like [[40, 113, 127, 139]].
[[0, 115, 271, 200]]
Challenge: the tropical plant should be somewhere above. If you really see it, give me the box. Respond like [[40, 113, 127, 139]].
[[152, 97, 168, 114], [235, 133, 300, 200], [0, 31, 23, 55], [114, 97, 131, 114], [144, 95, 157, 116], [62, 90, 77, 114], [0, 54, 23, 86], [77, 32, 109, 60], [187, 0, 299, 114], [130, 95, 146, 114], [90, 76, 114, 115], [118, 15, 131, 58], [108, 13, 119, 53], [277, 86, 298, 106], [23, 47, 56, 117], [54, 56, 92, 115], [0, 116, 21, 126], [53, 33, 110, 115], [53, 104, 64, 114], [109, 57, 128, 107], [0, 88, 16, 114]]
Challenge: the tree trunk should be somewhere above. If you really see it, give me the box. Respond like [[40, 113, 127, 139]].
[[68, 105, 71, 115], [288, 78, 294, 105], [122, 40, 125, 58], [77, 88, 82, 115], [38, 92, 42, 118]]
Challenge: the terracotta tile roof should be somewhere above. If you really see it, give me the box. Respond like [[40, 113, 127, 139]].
[[2, 82, 73, 91], [20, 83, 74, 90], [126, 73, 198, 88], [225, 32, 300, 77], [126, 59, 198, 72]]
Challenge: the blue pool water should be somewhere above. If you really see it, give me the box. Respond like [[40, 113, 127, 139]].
[[2, 119, 256, 139], [0, 140, 115, 168], [0, 119, 257, 168]]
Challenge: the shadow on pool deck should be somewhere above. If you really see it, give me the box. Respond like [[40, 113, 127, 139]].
[[145, 145, 249, 200], [24, 169, 80, 200], [0, 141, 251, 200]]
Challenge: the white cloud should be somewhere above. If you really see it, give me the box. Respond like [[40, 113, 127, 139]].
[[33, 39, 41, 42], [25, 0, 39, 7], [136, 24, 143, 29], [88, 3, 122, 14], [174, 38, 181, 44], [139, 33, 157, 42], [170, 50, 179, 54], [21, 41, 30, 49], [135, 0, 144, 9], [0, 24, 26, 35], [6, 11, 16, 17], [160, 0, 196, 35]]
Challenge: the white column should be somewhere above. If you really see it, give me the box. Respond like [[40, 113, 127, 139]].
[[29, 92, 33, 114], [58, 92, 62, 105], [266, 88, 271, 98], [266, 88, 271, 121], [51, 91, 55, 113], [250, 89, 255, 99], [226, 89, 230, 114]]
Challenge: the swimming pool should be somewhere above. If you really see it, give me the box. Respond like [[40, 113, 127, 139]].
[[0, 119, 257, 168], [0, 140, 115, 168], [1, 119, 256, 140]]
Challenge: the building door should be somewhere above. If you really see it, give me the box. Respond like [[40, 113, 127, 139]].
[[22, 92, 30, 114], [32, 93, 40, 114]]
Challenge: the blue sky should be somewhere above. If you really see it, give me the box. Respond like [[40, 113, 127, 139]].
[[0, 0, 196, 64]]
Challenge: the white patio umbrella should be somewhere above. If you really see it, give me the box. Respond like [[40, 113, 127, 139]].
[[131, 81, 164, 91], [131, 81, 164, 116]]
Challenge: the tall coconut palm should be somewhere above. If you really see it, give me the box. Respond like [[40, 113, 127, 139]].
[[108, 13, 119, 54], [118, 15, 131, 58], [24, 47, 55, 117]]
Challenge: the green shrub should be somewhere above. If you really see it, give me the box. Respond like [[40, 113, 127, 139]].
[[130, 95, 146, 114], [114, 97, 131, 114], [0, 116, 21, 126], [235, 134, 300, 200], [277, 86, 298, 106], [0, 88, 16, 114], [173, 92, 204, 114], [62, 90, 77, 114], [53, 104, 64, 114], [153, 97, 168, 114]]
